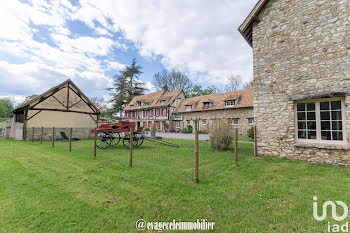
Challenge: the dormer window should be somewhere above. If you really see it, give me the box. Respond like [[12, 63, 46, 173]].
[[136, 101, 142, 107], [185, 105, 192, 110], [160, 100, 166, 105], [203, 102, 211, 109], [225, 100, 236, 107]]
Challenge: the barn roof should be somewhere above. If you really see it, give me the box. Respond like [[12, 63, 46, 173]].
[[238, 0, 270, 47], [13, 79, 100, 115], [173, 88, 253, 113]]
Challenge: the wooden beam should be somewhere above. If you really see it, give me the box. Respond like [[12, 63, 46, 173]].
[[68, 99, 82, 109], [30, 108, 97, 115], [30, 87, 65, 109], [68, 87, 97, 113], [66, 84, 69, 110], [27, 110, 42, 121], [23, 109, 28, 141], [52, 95, 66, 108]]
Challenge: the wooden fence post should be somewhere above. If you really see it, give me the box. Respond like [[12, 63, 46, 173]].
[[52, 127, 55, 148], [69, 128, 72, 152], [194, 123, 199, 184], [93, 128, 97, 158], [129, 128, 133, 167], [254, 126, 258, 157], [235, 128, 239, 167], [31, 127, 34, 142], [40, 127, 43, 144]]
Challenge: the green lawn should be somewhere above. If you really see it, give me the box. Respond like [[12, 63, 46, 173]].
[[0, 139, 349, 232], [238, 136, 253, 142]]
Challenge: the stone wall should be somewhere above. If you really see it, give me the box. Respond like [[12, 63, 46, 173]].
[[176, 107, 254, 136], [253, 0, 350, 165], [25, 127, 94, 141]]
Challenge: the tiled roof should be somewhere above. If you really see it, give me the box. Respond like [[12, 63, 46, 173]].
[[173, 88, 253, 113], [124, 89, 183, 111], [238, 0, 269, 47]]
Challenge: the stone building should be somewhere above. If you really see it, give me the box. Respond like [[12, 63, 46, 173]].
[[172, 88, 254, 135], [239, 0, 350, 164], [123, 86, 185, 131]]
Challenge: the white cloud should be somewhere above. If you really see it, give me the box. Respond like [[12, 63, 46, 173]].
[[0, 0, 258, 104], [106, 61, 126, 71], [51, 34, 115, 56], [0, 0, 123, 101], [74, 0, 257, 84], [144, 81, 157, 93]]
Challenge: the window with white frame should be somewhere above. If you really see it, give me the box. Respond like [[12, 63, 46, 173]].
[[232, 118, 239, 125], [185, 105, 192, 110], [295, 99, 345, 142], [225, 100, 235, 107], [175, 121, 181, 128], [160, 100, 166, 105], [202, 119, 207, 125], [203, 102, 210, 109], [248, 118, 254, 124]]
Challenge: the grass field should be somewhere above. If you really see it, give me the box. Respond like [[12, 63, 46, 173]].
[[0, 138, 349, 232]]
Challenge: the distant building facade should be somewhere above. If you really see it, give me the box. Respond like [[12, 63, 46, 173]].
[[123, 86, 185, 132], [172, 88, 254, 135], [124, 87, 254, 135]]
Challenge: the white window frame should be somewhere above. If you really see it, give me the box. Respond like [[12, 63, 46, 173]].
[[185, 105, 192, 110], [248, 118, 254, 125], [175, 121, 181, 128], [160, 100, 166, 105], [202, 119, 207, 126], [294, 98, 347, 145], [231, 118, 239, 125], [225, 100, 235, 107]]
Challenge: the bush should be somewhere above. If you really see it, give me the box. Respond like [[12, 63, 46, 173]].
[[144, 128, 150, 131], [198, 130, 208, 134], [181, 125, 193, 134], [209, 119, 233, 150], [247, 127, 254, 140], [151, 123, 157, 132]]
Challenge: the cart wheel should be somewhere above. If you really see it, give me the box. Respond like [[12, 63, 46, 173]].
[[110, 132, 121, 146], [134, 133, 144, 146], [123, 134, 139, 148], [96, 132, 112, 149]]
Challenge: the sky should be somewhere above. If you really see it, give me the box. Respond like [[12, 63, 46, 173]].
[[0, 0, 257, 104]]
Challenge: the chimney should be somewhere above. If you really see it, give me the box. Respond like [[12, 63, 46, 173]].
[[162, 85, 168, 93]]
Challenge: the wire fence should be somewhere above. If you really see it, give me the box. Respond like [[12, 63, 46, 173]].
[[21, 123, 257, 184]]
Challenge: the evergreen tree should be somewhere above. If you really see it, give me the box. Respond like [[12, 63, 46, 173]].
[[109, 59, 146, 116]]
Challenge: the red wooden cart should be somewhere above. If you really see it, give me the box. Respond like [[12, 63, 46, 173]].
[[91, 121, 144, 149]]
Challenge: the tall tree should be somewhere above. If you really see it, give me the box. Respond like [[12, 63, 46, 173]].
[[189, 85, 221, 97], [152, 69, 193, 95], [0, 98, 14, 118], [109, 59, 146, 116], [225, 74, 242, 92]]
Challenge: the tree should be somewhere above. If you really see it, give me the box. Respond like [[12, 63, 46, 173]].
[[152, 69, 193, 95], [0, 98, 14, 118], [189, 85, 221, 97], [242, 79, 254, 89], [225, 74, 242, 92], [109, 59, 146, 116]]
